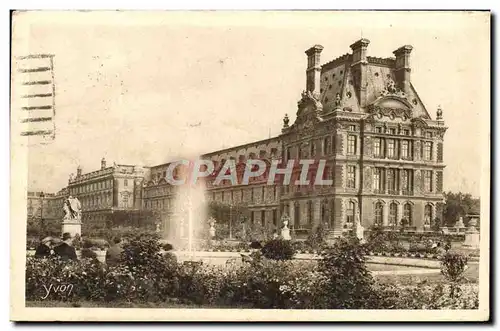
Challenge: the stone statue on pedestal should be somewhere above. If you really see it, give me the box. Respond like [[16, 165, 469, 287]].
[[208, 218, 216, 238], [62, 196, 82, 237], [353, 208, 365, 242], [281, 214, 291, 240], [455, 216, 465, 229]]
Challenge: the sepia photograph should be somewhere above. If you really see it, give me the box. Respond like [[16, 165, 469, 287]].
[[9, 10, 490, 321]]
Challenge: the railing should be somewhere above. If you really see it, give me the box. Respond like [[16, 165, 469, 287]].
[[402, 190, 414, 196], [388, 189, 398, 195]]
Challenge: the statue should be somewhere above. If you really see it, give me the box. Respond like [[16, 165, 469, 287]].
[[353, 208, 365, 242], [63, 196, 82, 222], [334, 93, 342, 108], [208, 217, 216, 238], [436, 105, 443, 120], [62, 196, 82, 237], [386, 78, 397, 94], [281, 213, 291, 240], [283, 114, 290, 128]]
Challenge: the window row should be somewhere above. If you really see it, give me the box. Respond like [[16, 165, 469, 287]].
[[80, 193, 112, 207], [70, 179, 114, 195], [286, 135, 336, 160], [210, 186, 278, 204], [373, 168, 434, 194], [345, 201, 434, 227], [249, 209, 279, 227]]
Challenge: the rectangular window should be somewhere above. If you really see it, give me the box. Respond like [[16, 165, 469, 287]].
[[424, 170, 433, 192], [401, 169, 413, 194], [347, 135, 356, 155], [373, 168, 383, 192], [273, 209, 277, 226], [261, 210, 265, 226], [401, 140, 409, 159], [373, 138, 382, 158], [424, 142, 433, 161], [425, 131, 433, 139], [375, 127, 383, 133], [347, 165, 356, 188], [387, 168, 396, 193], [389, 128, 396, 135], [387, 139, 395, 158], [124, 179, 128, 187], [403, 129, 410, 136], [348, 125, 356, 132], [286, 147, 291, 160], [310, 142, 316, 157]]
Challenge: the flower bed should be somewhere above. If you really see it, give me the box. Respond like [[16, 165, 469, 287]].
[[25, 237, 479, 309]]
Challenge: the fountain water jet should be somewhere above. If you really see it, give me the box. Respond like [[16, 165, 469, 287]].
[[168, 158, 208, 257]]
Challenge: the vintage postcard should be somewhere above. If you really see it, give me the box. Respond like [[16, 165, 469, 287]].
[[10, 10, 490, 321]]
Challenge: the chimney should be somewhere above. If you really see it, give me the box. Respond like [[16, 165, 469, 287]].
[[305, 44, 324, 96], [393, 45, 413, 94], [350, 38, 370, 107], [77, 165, 82, 177], [101, 157, 106, 170]]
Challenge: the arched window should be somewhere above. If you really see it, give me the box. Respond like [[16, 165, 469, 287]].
[[374, 202, 384, 225], [424, 204, 433, 226], [404, 203, 413, 226], [389, 202, 398, 226], [346, 201, 355, 225]]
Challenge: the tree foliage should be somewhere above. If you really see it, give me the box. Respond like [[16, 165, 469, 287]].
[[443, 192, 480, 227]]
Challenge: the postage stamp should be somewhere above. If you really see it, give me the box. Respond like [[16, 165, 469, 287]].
[[10, 10, 490, 322]]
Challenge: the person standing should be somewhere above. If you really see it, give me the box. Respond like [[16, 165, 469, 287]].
[[53, 232, 78, 261]]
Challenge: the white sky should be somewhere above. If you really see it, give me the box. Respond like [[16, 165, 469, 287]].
[[11, 11, 489, 196]]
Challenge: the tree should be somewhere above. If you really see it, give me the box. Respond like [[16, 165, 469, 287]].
[[443, 192, 480, 227]]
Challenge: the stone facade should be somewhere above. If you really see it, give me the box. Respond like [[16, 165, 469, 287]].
[[39, 39, 447, 237]]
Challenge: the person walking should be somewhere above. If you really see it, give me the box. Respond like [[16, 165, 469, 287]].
[[53, 232, 78, 261]]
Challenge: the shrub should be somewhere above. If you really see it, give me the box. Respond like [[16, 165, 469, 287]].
[[441, 251, 469, 283], [261, 239, 294, 260], [318, 236, 379, 309], [305, 222, 328, 250]]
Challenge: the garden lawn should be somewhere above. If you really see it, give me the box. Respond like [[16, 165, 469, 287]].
[[375, 262, 479, 285]]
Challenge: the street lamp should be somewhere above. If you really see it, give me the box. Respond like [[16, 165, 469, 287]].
[[39, 192, 45, 233]]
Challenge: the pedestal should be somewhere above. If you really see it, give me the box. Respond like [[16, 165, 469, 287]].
[[61, 220, 81, 237], [463, 225, 480, 249], [281, 228, 291, 240]]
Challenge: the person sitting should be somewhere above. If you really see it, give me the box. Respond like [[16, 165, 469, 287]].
[[34, 236, 53, 258], [105, 236, 124, 266], [53, 232, 78, 261], [80, 240, 98, 262]]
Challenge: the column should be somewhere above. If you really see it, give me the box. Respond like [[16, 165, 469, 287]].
[[289, 201, 294, 226], [382, 202, 389, 226]]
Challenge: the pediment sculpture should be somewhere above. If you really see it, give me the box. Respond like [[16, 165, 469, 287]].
[[298, 90, 323, 111]]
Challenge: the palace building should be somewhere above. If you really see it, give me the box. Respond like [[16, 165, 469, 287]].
[[43, 39, 447, 238]]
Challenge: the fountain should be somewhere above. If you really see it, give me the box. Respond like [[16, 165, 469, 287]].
[[168, 159, 209, 257]]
